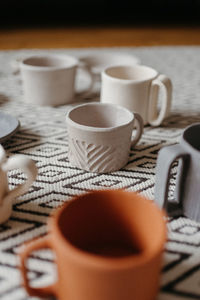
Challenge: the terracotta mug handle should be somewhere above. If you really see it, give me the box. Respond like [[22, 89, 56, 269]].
[[20, 236, 57, 298], [131, 112, 144, 147]]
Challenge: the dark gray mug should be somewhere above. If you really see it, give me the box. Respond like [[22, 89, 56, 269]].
[[154, 123, 200, 222]]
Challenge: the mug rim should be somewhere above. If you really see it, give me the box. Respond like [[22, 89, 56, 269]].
[[50, 190, 167, 270], [20, 54, 78, 71], [103, 64, 158, 83], [66, 102, 134, 132]]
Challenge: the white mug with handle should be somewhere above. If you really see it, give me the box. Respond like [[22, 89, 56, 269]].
[[19, 54, 95, 106], [0, 145, 38, 224], [66, 102, 143, 173], [100, 65, 172, 126]]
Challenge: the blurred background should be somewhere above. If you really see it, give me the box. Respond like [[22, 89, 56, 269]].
[[1, 0, 200, 28]]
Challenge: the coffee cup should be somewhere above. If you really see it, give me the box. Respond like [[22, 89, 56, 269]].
[[100, 65, 172, 126], [0, 145, 37, 224], [66, 102, 143, 173], [79, 52, 140, 82], [19, 189, 167, 300], [155, 123, 200, 222], [20, 54, 95, 106]]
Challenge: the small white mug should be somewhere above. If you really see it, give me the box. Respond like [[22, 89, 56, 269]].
[[100, 65, 172, 126], [79, 52, 140, 80], [20, 54, 95, 106], [79, 52, 140, 92], [66, 102, 143, 173], [0, 145, 38, 224]]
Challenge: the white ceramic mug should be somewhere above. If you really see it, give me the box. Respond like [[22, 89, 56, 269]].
[[100, 65, 172, 126], [0, 145, 38, 224], [79, 52, 140, 81], [66, 102, 143, 173], [20, 54, 95, 106]]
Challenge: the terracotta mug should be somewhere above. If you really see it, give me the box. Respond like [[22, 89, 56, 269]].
[[20, 54, 95, 106], [19, 189, 167, 300], [66, 102, 143, 173], [155, 122, 200, 222], [100, 65, 172, 126]]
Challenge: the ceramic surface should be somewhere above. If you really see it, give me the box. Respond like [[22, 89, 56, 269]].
[[66, 102, 143, 173], [20, 54, 95, 106], [0, 112, 20, 142], [100, 65, 172, 126], [79, 52, 140, 78], [19, 189, 167, 300], [155, 123, 200, 222], [0, 145, 38, 224]]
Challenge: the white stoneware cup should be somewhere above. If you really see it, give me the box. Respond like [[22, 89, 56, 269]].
[[66, 102, 143, 173], [0, 145, 38, 224], [79, 52, 140, 81], [79, 52, 140, 93], [20, 54, 95, 106], [100, 65, 172, 126]]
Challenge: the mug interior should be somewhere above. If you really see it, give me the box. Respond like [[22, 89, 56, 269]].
[[105, 65, 157, 81], [22, 55, 77, 69], [183, 123, 200, 150], [57, 190, 165, 258], [68, 103, 133, 129]]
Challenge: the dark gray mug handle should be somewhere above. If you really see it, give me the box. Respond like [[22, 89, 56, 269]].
[[154, 144, 189, 215]]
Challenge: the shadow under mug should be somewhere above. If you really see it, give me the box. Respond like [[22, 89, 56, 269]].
[[100, 65, 172, 126], [66, 102, 143, 173], [19, 189, 167, 300], [20, 54, 95, 106], [155, 123, 200, 222]]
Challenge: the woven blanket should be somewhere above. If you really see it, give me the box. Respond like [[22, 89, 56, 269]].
[[0, 46, 200, 300]]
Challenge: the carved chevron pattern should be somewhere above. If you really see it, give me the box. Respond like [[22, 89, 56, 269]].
[[68, 138, 129, 173]]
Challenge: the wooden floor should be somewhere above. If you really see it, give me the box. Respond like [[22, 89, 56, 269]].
[[1, 26, 200, 49]]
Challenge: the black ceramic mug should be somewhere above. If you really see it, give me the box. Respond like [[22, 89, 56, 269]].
[[155, 123, 200, 222]]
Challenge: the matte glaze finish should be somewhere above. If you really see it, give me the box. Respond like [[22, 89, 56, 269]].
[[79, 52, 140, 80], [19, 189, 167, 300], [20, 54, 94, 106], [66, 102, 143, 173], [155, 123, 200, 222], [0, 145, 37, 224], [100, 65, 172, 126]]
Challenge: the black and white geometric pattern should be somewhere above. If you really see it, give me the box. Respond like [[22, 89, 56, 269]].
[[0, 46, 200, 299]]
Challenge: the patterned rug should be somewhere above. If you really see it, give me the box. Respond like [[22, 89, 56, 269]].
[[0, 46, 200, 300]]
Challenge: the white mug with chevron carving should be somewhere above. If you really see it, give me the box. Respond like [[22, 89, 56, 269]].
[[100, 65, 172, 126], [0, 145, 38, 224], [66, 102, 143, 173]]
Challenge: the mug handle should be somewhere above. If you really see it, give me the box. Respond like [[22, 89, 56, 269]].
[[2, 154, 38, 201], [76, 62, 96, 97], [131, 112, 144, 147], [20, 236, 57, 297], [148, 74, 172, 127], [10, 57, 23, 75], [154, 144, 190, 215]]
